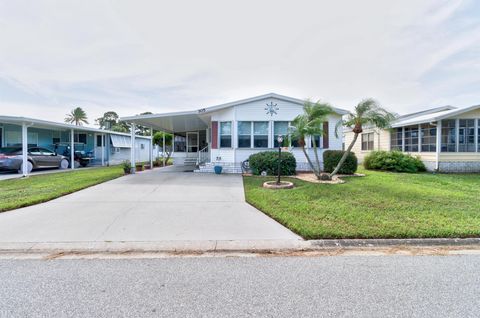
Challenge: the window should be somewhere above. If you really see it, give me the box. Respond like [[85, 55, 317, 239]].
[[478, 119, 480, 152], [459, 119, 475, 152], [274, 122, 289, 147], [74, 133, 87, 144], [140, 143, 145, 150], [238, 122, 251, 148], [40, 148, 55, 155], [404, 126, 419, 152], [253, 122, 268, 148], [174, 134, 186, 152], [220, 122, 232, 148], [28, 147, 43, 156], [310, 135, 321, 148], [441, 120, 456, 152], [361, 132, 374, 151], [96, 135, 103, 147], [52, 137, 60, 144], [420, 124, 436, 152], [390, 128, 403, 151]]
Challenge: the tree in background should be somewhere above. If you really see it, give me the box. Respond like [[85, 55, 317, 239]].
[[65, 107, 89, 126], [95, 111, 129, 132], [153, 131, 173, 163]]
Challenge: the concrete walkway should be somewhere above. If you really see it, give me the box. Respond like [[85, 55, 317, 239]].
[[0, 166, 300, 244]]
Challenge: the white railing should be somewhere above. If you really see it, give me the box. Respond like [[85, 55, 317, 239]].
[[197, 145, 210, 166]]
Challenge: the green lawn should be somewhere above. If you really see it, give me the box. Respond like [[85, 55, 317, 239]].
[[0, 166, 125, 212], [243, 170, 480, 239]]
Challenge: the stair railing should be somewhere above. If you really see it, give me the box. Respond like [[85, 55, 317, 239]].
[[197, 145, 210, 165]]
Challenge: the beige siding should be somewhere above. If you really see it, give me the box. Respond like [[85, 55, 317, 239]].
[[345, 128, 391, 162], [440, 153, 480, 161]]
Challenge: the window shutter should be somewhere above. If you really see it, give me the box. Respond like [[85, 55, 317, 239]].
[[211, 121, 218, 149], [323, 121, 329, 149]]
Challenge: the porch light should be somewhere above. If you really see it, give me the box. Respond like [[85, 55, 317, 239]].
[[277, 135, 284, 145], [276, 135, 283, 185]]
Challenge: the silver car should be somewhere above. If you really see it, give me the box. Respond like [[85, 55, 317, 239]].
[[0, 147, 70, 174]]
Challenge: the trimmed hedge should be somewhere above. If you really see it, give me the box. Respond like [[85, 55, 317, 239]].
[[249, 151, 297, 176], [364, 151, 426, 173], [323, 150, 358, 174]]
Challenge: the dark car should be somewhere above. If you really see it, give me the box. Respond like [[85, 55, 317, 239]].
[[0, 147, 70, 174]]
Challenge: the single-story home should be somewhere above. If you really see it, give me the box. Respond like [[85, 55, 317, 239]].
[[344, 105, 480, 172], [0, 116, 152, 176], [120, 93, 348, 173]]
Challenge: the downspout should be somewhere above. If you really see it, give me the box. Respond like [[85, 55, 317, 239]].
[[130, 123, 136, 174], [150, 127, 153, 169], [70, 129, 75, 170]]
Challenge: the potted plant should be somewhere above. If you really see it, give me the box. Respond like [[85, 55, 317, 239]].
[[214, 165, 222, 174], [135, 163, 144, 172]]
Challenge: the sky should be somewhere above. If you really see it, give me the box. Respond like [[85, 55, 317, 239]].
[[0, 0, 480, 127]]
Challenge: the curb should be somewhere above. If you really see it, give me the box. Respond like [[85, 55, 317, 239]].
[[0, 238, 479, 255]]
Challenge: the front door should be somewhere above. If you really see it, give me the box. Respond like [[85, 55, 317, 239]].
[[186, 132, 199, 157], [95, 134, 104, 160]]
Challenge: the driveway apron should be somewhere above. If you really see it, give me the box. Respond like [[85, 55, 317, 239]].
[[0, 166, 300, 242]]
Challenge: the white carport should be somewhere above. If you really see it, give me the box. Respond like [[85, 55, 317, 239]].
[[0, 116, 152, 177], [120, 110, 210, 173]]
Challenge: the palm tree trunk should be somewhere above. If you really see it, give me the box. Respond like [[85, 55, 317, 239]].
[[302, 145, 319, 177], [311, 137, 321, 174], [329, 132, 359, 178]]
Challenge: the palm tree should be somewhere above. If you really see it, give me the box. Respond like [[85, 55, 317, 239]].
[[330, 98, 395, 178], [290, 100, 333, 179], [65, 107, 89, 126]]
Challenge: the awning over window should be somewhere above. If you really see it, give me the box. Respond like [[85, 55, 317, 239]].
[[110, 134, 131, 148]]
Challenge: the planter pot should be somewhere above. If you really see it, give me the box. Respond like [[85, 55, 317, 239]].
[[144, 164, 151, 170], [214, 165, 223, 174], [135, 165, 143, 172]]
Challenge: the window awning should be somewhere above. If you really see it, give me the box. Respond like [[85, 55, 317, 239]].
[[110, 134, 131, 148]]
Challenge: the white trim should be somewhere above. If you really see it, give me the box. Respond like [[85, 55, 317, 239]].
[[70, 129, 74, 170], [435, 120, 441, 170], [219, 121, 233, 149], [130, 124, 136, 173], [22, 123, 28, 177], [456, 118, 460, 152]]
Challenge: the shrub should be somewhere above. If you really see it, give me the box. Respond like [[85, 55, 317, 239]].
[[249, 151, 296, 176], [323, 150, 358, 174], [364, 151, 426, 173], [121, 160, 131, 174]]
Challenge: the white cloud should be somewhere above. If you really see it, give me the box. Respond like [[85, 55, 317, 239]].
[[0, 0, 479, 125]]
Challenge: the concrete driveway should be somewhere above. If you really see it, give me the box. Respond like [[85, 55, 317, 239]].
[[0, 166, 300, 243]]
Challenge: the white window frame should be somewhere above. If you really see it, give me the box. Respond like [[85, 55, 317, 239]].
[[219, 121, 232, 148], [361, 132, 374, 151], [252, 121, 269, 149], [237, 121, 252, 148]]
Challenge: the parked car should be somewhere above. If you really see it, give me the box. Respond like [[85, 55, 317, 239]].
[[0, 147, 70, 174]]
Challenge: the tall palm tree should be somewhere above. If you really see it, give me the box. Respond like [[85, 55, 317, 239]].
[[290, 100, 333, 179], [330, 98, 395, 178], [65, 107, 89, 126]]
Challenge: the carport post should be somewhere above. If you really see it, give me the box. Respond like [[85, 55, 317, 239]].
[[162, 132, 166, 167], [21, 122, 28, 177], [130, 123, 136, 174], [150, 127, 153, 169], [101, 133, 105, 166], [70, 129, 75, 170]]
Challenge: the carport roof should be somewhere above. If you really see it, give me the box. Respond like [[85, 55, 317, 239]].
[[119, 92, 349, 132], [0, 116, 150, 139]]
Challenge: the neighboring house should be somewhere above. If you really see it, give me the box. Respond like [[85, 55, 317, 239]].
[[0, 116, 151, 172], [121, 93, 348, 173], [344, 105, 480, 172]]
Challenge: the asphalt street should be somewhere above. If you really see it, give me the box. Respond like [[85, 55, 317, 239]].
[[1, 255, 479, 317]]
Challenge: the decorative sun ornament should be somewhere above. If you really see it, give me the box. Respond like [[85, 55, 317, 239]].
[[265, 101, 279, 116]]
